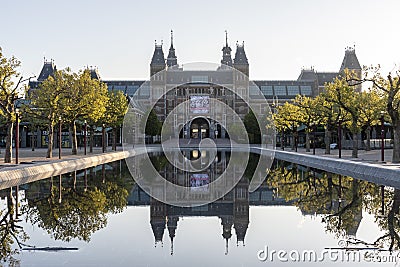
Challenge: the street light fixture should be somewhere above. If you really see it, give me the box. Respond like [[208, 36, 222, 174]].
[[59, 116, 62, 159], [380, 111, 385, 162], [15, 109, 20, 164]]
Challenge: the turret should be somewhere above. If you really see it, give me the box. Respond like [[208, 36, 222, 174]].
[[221, 31, 233, 68], [233, 42, 249, 76], [150, 41, 166, 76], [150, 198, 167, 246], [339, 46, 362, 92]]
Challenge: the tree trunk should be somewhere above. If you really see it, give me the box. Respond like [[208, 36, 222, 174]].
[[112, 127, 117, 151], [352, 132, 358, 158], [325, 128, 331, 154], [393, 123, 400, 163], [71, 121, 78, 155], [89, 126, 94, 153], [46, 123, 54, 158], [305, 131, 310, 152], [4, 122, 13, 163], [365, 125, 371, 151]]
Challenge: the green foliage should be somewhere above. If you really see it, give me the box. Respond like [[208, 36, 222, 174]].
[[26, 185, 107, 242], [102, 90, 128, 127], [0, 48, 28, 162], [143, 109, 161, 137], [244, 109, 261, 143]]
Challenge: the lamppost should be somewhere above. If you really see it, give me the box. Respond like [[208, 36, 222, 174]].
[[102, 124, 106, 153], [338, 117, 342, 159], [59, 116, 62, 159], [380, 111, 385, 162], [312, 123, 316, 155], [380, 185, 385, 215], [84, 120, 87, 155], [15, 109, 19, 164]]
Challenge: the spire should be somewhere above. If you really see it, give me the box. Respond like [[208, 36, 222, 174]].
[[167, 30, 178, 68], [167, 216, 178, 255], [225, 238, 229, 255], [171, 30, 174, 48], [221, 30, 233, 67]]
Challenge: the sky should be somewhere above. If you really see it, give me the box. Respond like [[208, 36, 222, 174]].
[[2, 0, 400, 81]]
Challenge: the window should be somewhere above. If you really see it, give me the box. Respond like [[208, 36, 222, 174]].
[[287, 86, 300, 95], [274, 86, 287, 96], [300, 86, 312, 95], [261, 86, 273, 96], [191, 76, 208, 83]]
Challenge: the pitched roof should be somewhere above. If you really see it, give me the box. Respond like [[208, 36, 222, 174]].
[[37, 61, 56, 81], [233, 44, 248, 65], [151, 44, 166, 66], [297, 69, 317, 81], [340, 47, 361, 72], [316, 72, 338, 86]]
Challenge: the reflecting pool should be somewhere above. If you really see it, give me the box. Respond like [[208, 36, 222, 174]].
[[1, 151, 400, 266]]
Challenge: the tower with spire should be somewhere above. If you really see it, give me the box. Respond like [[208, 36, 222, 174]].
[[167, 30, 178, 68], [221, 31, 233, 68]]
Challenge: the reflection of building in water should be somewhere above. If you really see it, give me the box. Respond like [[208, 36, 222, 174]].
[[147, 177, 250, 255], [129, 176, 289, 255]]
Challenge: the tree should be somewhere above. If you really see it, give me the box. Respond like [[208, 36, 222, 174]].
[[244, 109, 262, 144], [274, 102, 302, 149], [142, 109, 161, 143], [26, 69, 67, 158], [61, 69, 108, 155], [25, 178, 107, 242], [351, 66, 400, 163], [293, 95, 319, 152], [0, 188, 28, 262], [324, 75, 362, 158], [101, 90, 128, 151], [0, 48, 32, 163], [358, 90, 384, 151], [314, 92, 345, 155]]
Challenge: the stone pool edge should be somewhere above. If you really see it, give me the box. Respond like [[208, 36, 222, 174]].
[[0, 150, 134, 190], [257, 148, 400, 188]]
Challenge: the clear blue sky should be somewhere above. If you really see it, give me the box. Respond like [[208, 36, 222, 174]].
[[3, 0, 399, 80]]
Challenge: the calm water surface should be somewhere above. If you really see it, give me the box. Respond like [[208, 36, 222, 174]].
[[1, 151, 399, 266]]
